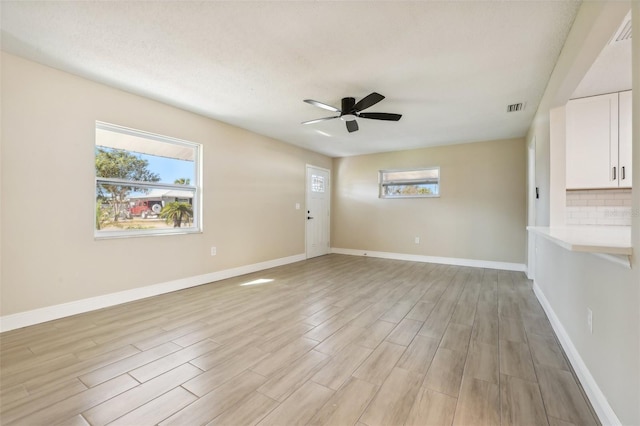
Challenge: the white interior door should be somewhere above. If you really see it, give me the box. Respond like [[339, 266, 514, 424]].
[[306, 165, 330, 259]]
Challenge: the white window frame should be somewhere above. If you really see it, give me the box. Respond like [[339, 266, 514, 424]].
[[95, 121, 202, 239], [379, 167, 440, 199]]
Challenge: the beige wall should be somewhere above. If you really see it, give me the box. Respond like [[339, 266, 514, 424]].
[[332, 138, 527, 264], [0, 52, 331, 316]]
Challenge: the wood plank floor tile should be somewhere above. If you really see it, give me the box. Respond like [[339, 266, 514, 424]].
[[250, 337, 318, 378], [132, 321, 206, 351], [396, 335, 439, 375], [523, 313, 556, 337], [0, 353, 79, 390], [129, 339, 218, 382], [450, 302, 477, 326], [499, 340, 537, 382], [440, 323, 472, 353], [184, 346, 268, 397], [418, 301, 456, 340], [405, 388, 457, 426], [256, 322, 317, 354], [452, 377, 500, 426], [257, 350, 329, 402], [500, 317, 528, 343], [501, 374, 549, 426], [160, 370, 267, 426], [311, 343, 372, 391], [78, 342, 181, 388], [352, 320, 395, 349], [55, 414, 91, 426], [109, 386, 197, 426], [0, 384, 29, 411], [22, 345, 140, 393], [548, 416, 581, 426], [188, 333, 261, 371], [83, 363, 202, 425], [1, 378, 88, 424], [352, 341, 406, 385], [406, 301, 436, 322], [205, 392, 278, 426], [359, 367, 423, 426], [380, 301, 414, 323], [385, 318, 423, 346], [464, 340, 499, 384], [348, 303, 389, 329], [315, 324, 367, 355], [256, 381, 334, 426], [536, 364, 598, 426], [471, 312, 499, 346], [5, 375, 138, 425], [498, 298, 523, 321], [527, 332, 569, 371], [0, 255, 599, 426], [307, 377, 378, 426], [304, 305, 344, 326], [423, 347, 466, 397]]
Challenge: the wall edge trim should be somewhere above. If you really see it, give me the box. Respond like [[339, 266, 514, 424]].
[[532, 280, 621, 426], [0, 253, 306, 333], [330, 247, 525, 272]]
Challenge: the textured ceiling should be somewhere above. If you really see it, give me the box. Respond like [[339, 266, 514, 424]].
[[1, 1, 581, 157]]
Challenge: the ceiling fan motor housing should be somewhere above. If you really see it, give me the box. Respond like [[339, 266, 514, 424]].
[[341, 97, 356, 115]]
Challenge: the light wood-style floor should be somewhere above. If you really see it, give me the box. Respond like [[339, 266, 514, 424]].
[[0, 254, 599, 426]]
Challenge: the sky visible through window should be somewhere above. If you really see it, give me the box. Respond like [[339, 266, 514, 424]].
[[140, 152, 195, 184]]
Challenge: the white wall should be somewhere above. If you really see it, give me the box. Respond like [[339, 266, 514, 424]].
[[0, 52, 331, 317]]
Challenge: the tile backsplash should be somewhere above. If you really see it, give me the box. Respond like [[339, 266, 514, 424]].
[[566, 189, 632, 226]]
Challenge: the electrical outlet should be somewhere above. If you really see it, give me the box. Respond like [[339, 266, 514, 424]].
[[414, 236, 420, 244], [211, 247, 217, 256], [295, 203, 300, 210], [587, 308, 593, 334]]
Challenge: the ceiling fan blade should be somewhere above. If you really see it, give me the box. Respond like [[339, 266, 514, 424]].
[[301, 116, 339, 125], [353, 92, 385, 112], [346, 120, 359, 133], [358, 112, 402, 121], [304, 99, 341, 113]]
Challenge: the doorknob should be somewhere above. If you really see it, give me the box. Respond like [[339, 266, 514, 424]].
[[307, 216, 314, 220]]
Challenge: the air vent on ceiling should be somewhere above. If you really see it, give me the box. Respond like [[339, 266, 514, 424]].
[[610, 11, 631, 44], [507, 103, 524, 113]]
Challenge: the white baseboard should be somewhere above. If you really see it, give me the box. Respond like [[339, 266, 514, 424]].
[[331, 247, 526, 272], [533, 281, 621, 426], [0, 253, 306, 333]]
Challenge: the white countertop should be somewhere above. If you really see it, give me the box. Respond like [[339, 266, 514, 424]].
[[527, 226, 632, 255]]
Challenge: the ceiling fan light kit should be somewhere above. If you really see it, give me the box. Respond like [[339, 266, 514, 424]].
[[302, 92, 401, 133]]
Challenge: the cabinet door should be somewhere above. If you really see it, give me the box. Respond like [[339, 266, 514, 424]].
[[618, 90, 632, 187], [566, 93, 619, 189]]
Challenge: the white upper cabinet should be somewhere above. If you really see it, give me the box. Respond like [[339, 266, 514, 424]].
[[618, 90, 632, 187], [566, 91, 632, 189]]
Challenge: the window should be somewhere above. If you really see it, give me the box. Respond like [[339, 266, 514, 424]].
[[95, 122, 201, 238], [379, 167, 440, 198], [311, 174, 326, 193]]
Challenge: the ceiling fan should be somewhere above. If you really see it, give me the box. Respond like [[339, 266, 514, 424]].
[[302, 92, 401, 133]]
